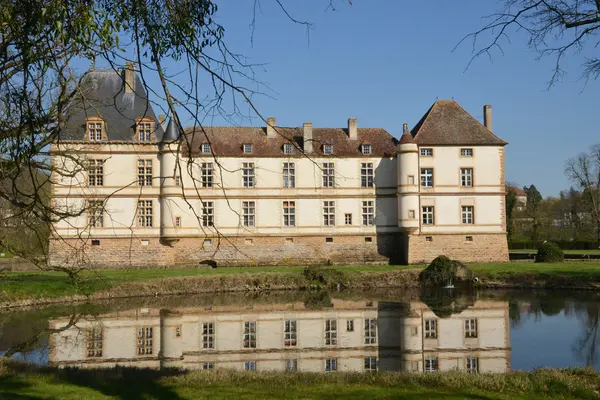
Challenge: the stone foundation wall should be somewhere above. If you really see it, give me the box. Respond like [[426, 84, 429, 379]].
[[407, 233, 508, 264], [48, 233, 404, 269]]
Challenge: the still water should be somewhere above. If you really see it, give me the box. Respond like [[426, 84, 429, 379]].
[[1, 289, 598, 373]]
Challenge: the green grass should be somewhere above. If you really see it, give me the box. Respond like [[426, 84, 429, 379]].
[[510, 249, 600, 255], [1, 361, 598, 399], [469, 262, 600, 277]]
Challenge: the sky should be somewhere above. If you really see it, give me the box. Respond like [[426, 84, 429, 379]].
[[107, 1, 600, 197]]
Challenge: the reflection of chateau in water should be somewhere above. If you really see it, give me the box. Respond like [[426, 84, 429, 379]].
[[49, 298, 510, 373]]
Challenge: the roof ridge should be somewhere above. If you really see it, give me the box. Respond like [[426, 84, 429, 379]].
[[451, 101, 508, 144]]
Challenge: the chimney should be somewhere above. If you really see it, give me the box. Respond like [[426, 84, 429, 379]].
[[266, 116, 276, 138], [303, 122, 313, 153], [403, 123, 409, 135], [124, 61, 135, 94], [158, 114, 166, 130], [483, 104, 492, 131], [348, 118, 357, 140]]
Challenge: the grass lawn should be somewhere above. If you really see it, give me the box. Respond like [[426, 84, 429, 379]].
[[509, 248, 600, 255]]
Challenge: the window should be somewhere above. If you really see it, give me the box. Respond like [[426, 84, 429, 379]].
[[465, 319, 477, 338], [408, 210, 415, 219], [175, 217, 181, 227], [137, 120, 152, 141], [362, 201, 375, 226], [137, 200, 153, 227], [283, 201, 296, 227], [137, 327, 153, 355], [174, 174, 181, 186], [138, 160, 153, 186], [422, 206, 434, 225], [86, 328, 103, 357], [347, 320, 354, 332], [323, 201, 335, 226], [201, 163, 213, 188], [364, 318, 377, 344], [462, 206, 474, 224], [202, 143, 211, 153], [91, 239, 101, 246], [243, 143, 253, 154], [325, 358, 337, 372], [421, 168, 433, 188], [325, 237, 333, 243], [245, 238, 253, 245], [411, 326, 418, 336], [461, 148, 473, 157], [202, 362, 215, 370], [325, 319, 337, 345], [365, 237, 373, 243], [283, 143, 293, 155], [284, 319, 297, 347], [242, 201, 255, 227], [175, 326, 182, 337], [283, 162, 295, 188], [425, 236, 433, 242], [88, 120, 104, 141], [461, 168, 473, 187], [204, 239, 212, 247], [408, 175, 415, 185], [202, 322, 214, 349], [244, 361, 257, 371], [285, 359, 298, 372], [466, 235, 473, 242], [420, 148, 433, 156], [242, 162, 255, 188], [425, 357, 438, 372], [323, 144, 333, 155], [361, 162, 374, 188], [243, 321, 256, 348], [466, 357, 479, 373], [424, 319, 437, 339], [88, 160, 104, 186], [88, 200, 104, 228], [345, 213, 352, 225], [202, 201, 214, 227], [411, 360, 420, 372], [364, 357, 378, 372], [285, 237, 294, 244], [361, 144, 372, 155], [322, 162, 335, 187]]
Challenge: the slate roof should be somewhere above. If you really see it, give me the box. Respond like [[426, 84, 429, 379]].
[[59, 69, 164, 141], [180, 126, 398, 157], [411, 100, 507, 146]]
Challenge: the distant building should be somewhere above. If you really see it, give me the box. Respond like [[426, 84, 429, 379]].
[[507, 186, 527, 211], [49, 64, 509, 267]]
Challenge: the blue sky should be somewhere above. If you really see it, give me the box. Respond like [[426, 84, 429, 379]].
[[108, 1, 600, 196]]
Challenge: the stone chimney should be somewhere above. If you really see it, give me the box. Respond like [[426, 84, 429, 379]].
[[158, 114, 166, 130], [348, 118, 357, 140], [303, 122, 313, 153], [266, 117, 276, 138], [483, 104, 492, 131], [403, 123, 409, 134], [124, 61, 135, 94]]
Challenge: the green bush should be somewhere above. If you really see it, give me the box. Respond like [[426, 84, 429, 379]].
[[303, 266, 344, 287], [419, 255, 455, 287], [536, 242, 564, 263]]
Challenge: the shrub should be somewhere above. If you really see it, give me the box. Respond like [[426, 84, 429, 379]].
[[536, 242, 564, 263], [419, 255, 455, 287], [303, 266, 344, 287]]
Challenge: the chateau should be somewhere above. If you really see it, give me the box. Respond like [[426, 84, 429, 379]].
[[49, 65, 509, 268]]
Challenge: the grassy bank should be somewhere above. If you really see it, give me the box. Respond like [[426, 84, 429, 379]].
[[509, 249, 600, 255], [2, 262, 600, 309], [0, 361, 598, 400]]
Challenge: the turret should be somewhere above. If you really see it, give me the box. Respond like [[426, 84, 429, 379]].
[[397, 123, 419, 233], [159, 119, 182, 239], [159, 309, 184, 368]]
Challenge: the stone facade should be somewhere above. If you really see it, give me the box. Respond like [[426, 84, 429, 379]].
[[406, 233, 509, 264]]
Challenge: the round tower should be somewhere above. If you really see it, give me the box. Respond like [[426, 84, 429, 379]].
[[397, 123, 419, 233], [159, 309, 184, 368], [159, 119, 182, 240]]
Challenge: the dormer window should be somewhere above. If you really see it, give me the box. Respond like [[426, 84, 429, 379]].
[[243, 143, 253, 154], [283, 143, 293, 155], [87, 118, 105, 141], [202, 143, 211, 154], [361, 144, 372, 155], [323, 144, 333, 155], [136, 118, 154, 142]]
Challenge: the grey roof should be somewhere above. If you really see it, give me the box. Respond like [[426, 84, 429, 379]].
[[162, 119, 183, 142], [60, 69, 164, 141]]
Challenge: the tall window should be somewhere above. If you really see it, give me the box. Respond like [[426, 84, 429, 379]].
[[88, 160, 104, 186], [137, 200, 153, 227], [325, 319, 337, 346], [283, 162, 295, 188], [364, 318, 377, 344], [466, 357, 479, 373], [361, 144, 372, 155], [243, 162, 255, 188], [137, 121, 152, 141], [202, 322, 214, 349], [88, 200, 104, 228], [242, 201, 255, 227], [421, 168, 433, 188], [284, 319, 297, 347], [465, 319, 477, 338], [202, 201, 214, 227], [283, 201, 296, 227], [244, 361, 257, 371], [138, 160, 153, 186], [422, 206, 434, 225], [325, 358, 337, 372], [424, 319, 437, 339], [88, 120, 103, 141], [323, 144, 333, 155], [322, 163, 335, 187], [364, 357, 377, 372], [201, 163, 213, 188], [243, 321, 257, 348], [202, 143, 211, 153], [362, 201, 375, 226], [425, 357, 438, 372], [420, 148, 433, 156], [461, 168, 473, 187], [137, 327, 153, 355], [461, 206, 474, 224], [323, 201, 335, 226], [86, 328, 103, 357], [283, 143, 293, 155], [361, 163, 374, 188], [345, 213, 352, 225]]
